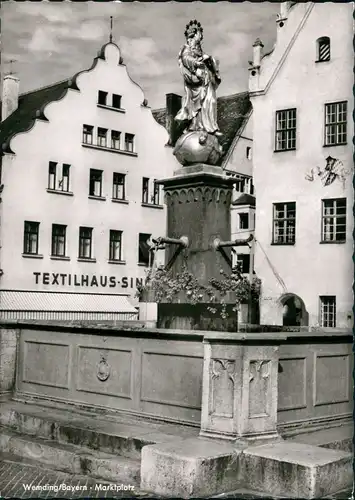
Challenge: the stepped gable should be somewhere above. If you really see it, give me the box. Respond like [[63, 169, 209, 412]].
[[0, 41, 130, 154]]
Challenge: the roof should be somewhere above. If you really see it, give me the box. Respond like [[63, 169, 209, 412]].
[[232, 193, 256, 207], [0, 79, 71, 153], [0, 50, 251, 160], [0, 290, 138, 315], [152, 91, 252, 166]]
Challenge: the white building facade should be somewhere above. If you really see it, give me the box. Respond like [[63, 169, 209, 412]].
[[225, 112, 255, 275], [0, 42, 179, 320], [249, 2, 354, 328]]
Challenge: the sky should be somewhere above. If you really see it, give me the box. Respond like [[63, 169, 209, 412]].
[[2, 1, 280, 109]]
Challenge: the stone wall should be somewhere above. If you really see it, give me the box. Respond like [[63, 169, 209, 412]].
[[0, 327, 18, 401], [14, 324, 204, 424], [278, 338, 353, 432], [1, 322, 352, 433]]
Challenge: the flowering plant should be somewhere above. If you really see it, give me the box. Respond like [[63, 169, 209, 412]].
[[136, 260, 261, 319]]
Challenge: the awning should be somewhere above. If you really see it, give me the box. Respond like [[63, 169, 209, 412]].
[[0, 290, 138, 321]]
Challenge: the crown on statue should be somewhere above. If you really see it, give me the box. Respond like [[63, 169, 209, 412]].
[[184, 19, 203, 40]]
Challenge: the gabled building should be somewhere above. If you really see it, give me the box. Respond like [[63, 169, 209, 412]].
[[0, 42, 179, 320], [249, 2, 353, 328]]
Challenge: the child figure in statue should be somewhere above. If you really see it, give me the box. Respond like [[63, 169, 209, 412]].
[[175, 20, 222, 137]]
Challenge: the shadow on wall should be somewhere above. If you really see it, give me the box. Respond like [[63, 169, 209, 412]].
[[280, 293, 309, 327]]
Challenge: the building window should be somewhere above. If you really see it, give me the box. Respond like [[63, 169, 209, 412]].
[[125, 133, 135, 153], [112, 94, 122, 109], [48, 162, 57, 190], [152, 180, 160, 205], [112, 173, 125, 200], [60, 164, 70, 192], [97, 127, 108, 148], [250, 181, 255, 195], [83, 124, 93, 145], [89, 169, 103, 197], [51, 224, 66, 257], [48, 163, 71, 191], [275, 109, 296, 151], [142, 178, 161, 205], [273, 202, 296, 244], [246, 146, 252, 160], [138, 233, 151, 266], [23, 221, 39, 255], [109, 230, 122, 261], [239, 213, 249, 230], [320, 296, 336, 327], [98, 90, 108, 106], [316, 37, 330, 62], [79, 227, 93, 259], [235, 180, 242, 193], [234, 176, 254, 195], [324, 102, 347, 146], [235, 177, 246, 193], [236, 254, 250, 274], [142, 177, 149, 204], [321, 198, 346, 242], [111, 130, 121, 150]]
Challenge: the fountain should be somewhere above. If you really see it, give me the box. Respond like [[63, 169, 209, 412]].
[[139, 19, 255, 332]]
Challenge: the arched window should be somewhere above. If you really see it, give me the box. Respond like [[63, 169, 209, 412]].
[[316, 36, 330, 62]]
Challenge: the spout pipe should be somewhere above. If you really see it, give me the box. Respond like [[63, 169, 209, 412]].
[[152, 236, 189, 248], [213, 234, 254, 249]]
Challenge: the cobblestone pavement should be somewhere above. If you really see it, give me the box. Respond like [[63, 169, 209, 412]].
[[0, 455, 353, 499]]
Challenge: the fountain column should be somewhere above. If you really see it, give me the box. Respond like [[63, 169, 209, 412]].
[[156, 163, 236, 331]]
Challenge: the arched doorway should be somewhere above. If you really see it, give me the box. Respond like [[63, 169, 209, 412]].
[[280, 293, 309, 327]]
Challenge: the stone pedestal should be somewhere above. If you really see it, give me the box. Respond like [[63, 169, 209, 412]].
[[0, 328, 18, 401], [200, 332, 284, 442], [140, 330, 352, 498], [242, 441, 352, 498], [156, 164, 237, 331], [141, 437, 243, 498], [161, 164, 235, 284]]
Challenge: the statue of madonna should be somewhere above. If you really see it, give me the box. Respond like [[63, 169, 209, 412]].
[[175, 20, 222, 137]]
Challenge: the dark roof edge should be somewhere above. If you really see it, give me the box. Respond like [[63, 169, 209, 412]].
[[2, 81, 71, 154], [221, 107, 253, 168], [18, 78, 70, 99], [218, 90, 249, 100], [232, 193, 256, 207]]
